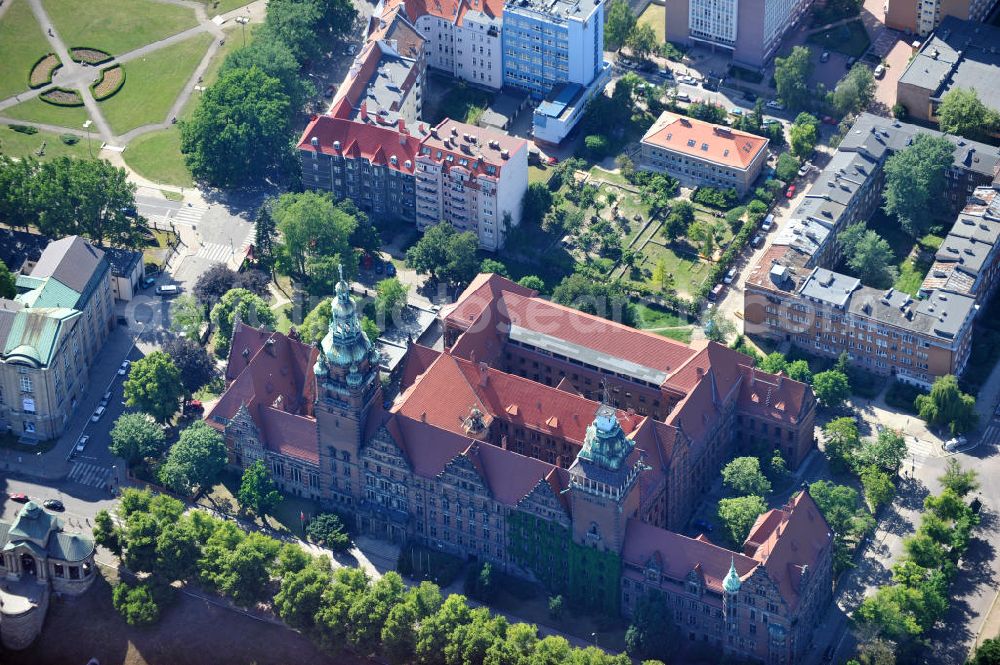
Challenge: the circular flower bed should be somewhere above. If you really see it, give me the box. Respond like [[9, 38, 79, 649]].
[[29, 54, 62, 89], [40, 87, 84, 107], [91, 64, 125, 101], [70, 47, 112, 65]]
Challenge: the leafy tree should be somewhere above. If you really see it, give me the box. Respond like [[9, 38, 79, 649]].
[[348, 571, 406, 649], [110, 413, 167, 466], [30, 157, 145, 247], [605, 0, 637, 51], [937, 87, 1000, 142], [625, 592, 677, 661], [374, 277, 410, 325], [775, 152, 800, 182], [123, 352, 184, 423], [810, 480, 875, 572], [938, 458, 979, 498], [112, 581, 161, 626], [405, 223, 479, 284], [122, 512, 162, 573], [548, 594, 564, 620], [238, 459, 282, 518], [915, 374, 978, 435], [838, 223, 898, 286], [903, 532, 947, 569], [217, 531, 282, 606], [0, 156, 40, 232], [717, 495, 767, 547], [273, 191, 358, 291], [182, 67, 293, 188], [626, 23, 658, 60], [760, 352, 789, 374], [883, 134, 956, 237], [787, 359, 812, 383], [300, 299, 332, 344], [211, 288, 276, 357], [0, 259, 15, 299], [857, 429, 907, 473], [790, 113, 819, 158], [416, 593, 474, 663], [480, 258, 509, 278], [156, 516, 202, 582], [464, 561, 496, 601], [774, 46, 813, 110], [522, 182, 554, 224], [861, 465, 895, 512], [194, 264, 239, 305], [158, 420, 227, 496], [162, 337, 214, 396], [822, 417, 861, 473], [663, 200, 695, 240], [274, 558, 332, 631], [169, 294, 204, 339], [315, 567, 370, 648], [306, 512, 351, 552], [254, 200, 278, 273], [769, 450, 789, 480], [551, 273, 637, 327], [704, 309, 736, 344], [855, 585, 923, 642], [722, 456, 772, 496], [361, 316, 380, 342], [812, 369, 850, 408], [93, 509, 123, 558], [688, 101, 727, 124], [258, 0, 327, 62], [831, 64, 876, 116], [517, 275, 545, 291], [234, 269, 272, 300], [584, 134, 611, 158], [220, 40, 313, 112], [969, 637, 1000, 665]]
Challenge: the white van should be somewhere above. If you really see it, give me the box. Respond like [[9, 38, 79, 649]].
[[156, 284, 180, 296]]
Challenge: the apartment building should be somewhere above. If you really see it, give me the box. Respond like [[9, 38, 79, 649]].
[[298, 109, 527, 250], [886, 0, 999, 36], [919, 186, 1000, 303], [640, 112, 769, 196], [665, 0, 814, 67], [896, 17, 1000, 123], [207, 272, 827, 663], [742, 114, 1000, 387], [0, 237, 113, 440]]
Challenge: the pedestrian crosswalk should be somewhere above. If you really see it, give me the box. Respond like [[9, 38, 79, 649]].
[[907, 437, 938, 471], [170, 204, 208, 228], [980, 420, 1000, 448], [196, 242, 235, 263], [67, 462, 111, 489]]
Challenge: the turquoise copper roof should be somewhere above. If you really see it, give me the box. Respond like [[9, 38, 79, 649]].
[[2, 308, 79, 368], [723, 557, 742, 594], [6, 501, 59, 546], [317, 270, 374, 371], [578, 403, 635, 471], [48, 531, 95, 562]]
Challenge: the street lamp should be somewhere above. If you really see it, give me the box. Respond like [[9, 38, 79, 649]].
[[82, 119, 93, 158], [236, 15, 249, 47]]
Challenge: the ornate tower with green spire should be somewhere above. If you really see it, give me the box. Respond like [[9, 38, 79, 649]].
[[723, 557, 741, 637], [314, 267, 382, 506], [568, 402, 645, 553]]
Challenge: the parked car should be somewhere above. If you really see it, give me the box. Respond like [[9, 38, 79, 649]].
[[797, 163, 811, 178], [118, 360, 131, 376], [786, 184, 796, 198], [846, 57, 857, 68], [91, 406, 106, 422], [674, 92, 690, 102], [10, 493, 30, 503], [765, 100, 785, 111], [693, 518, 714, 533], [184, 399, 204, 413], [385, 262, 397, 277], [43, 499, 65, 512], [761, 214, 775, 232], [141, 276, 156, 289], [657, 68, 673, 78], [156, 284, 180, 296], [375, 260, 384, 274], [752, 234, 764, 248], [723, 267, 737, 284], [820, 51, 830, 63], [546, 155, 559, 166], [762, 117, 779, 126], [730, 108, 743, 116], [874, 64, 885, 78], [822, 115, 837, 125], [944, 436, 968, 451], [75, 435, 90, 453]]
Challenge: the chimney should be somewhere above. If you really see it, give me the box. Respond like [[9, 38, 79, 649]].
[[398, 118, 407, 133], [695, 366, 704, 379], [479, 361, 489, 387], [265, 338, 276, 357], [420, 411, 427, 422], [360, 102, 369, 121], [777, 372, 784, 388]]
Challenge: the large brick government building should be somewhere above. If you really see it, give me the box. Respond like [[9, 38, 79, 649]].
[[207, 273, 831, 663]]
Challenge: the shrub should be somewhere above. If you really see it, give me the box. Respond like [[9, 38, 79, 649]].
[[691, 186, 739, 209], [92, 64, 126, 101], [884, 381, 924, 414], [60, 134, 80, 145], [9, 124, 39, 135]]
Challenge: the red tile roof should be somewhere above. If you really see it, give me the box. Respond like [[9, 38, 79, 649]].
[[297, 110, 421, 174], [368, 7, 424, 60], [397, 343, 441, 392], [383, 0, 503, 25], [737, 366, 811, 425], [206, 324, 320, 464], [445, 273, 536, 331], [622, 518, 760, 594], [743, 490, 832, 610], [642, 112, 769, 170]]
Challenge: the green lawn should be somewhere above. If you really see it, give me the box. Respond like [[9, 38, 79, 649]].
[[42, 0, 199, 56], [273, 302, 293, 334], [637, 242, 706, 298], [807, 20, 871, 58], [588, 165, 630, 187], [3, 96, 90, 129], [894, 251, 932, 296], [427, 76, 494, 125], [100, 32, 213, 134], [123, 127, 194, 187], [0, 0, 52, 99], [656, 327, 693, 343], [637, 3, 665, 43], [529, 164, 553, 185], [199, 0, 255, 15], [635, 301, 689, 329], [0, 125, 100, 160]]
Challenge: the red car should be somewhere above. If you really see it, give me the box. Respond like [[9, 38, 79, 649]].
[[546, 156, 559, 166], [184, 400, 204, 413], [822, 115, 837, 125], [786, 184, 796, 199], [9, 493, 30, 503]]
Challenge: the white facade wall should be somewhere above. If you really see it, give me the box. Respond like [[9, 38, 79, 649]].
[[689, 0, 738, 46], [491, 143, 528, 250], [455, 14, 503, 89], [417, 16, 456, 72], [566, 5, 603, 86]]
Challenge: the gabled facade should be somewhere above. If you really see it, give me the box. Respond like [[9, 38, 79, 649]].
[[207, 272, 826, 663]]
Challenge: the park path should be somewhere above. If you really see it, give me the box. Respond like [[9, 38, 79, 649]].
[[0, 0, 262, 148]]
